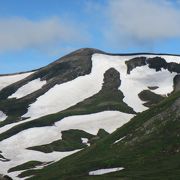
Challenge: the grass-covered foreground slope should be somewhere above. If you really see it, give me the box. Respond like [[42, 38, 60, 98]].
[[20, 91, 180, 180]]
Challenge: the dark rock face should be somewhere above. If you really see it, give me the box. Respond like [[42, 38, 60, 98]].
[[125, 56, 180, 74], [125, 57, 146, 74], [0, 175, 12, 180], [147, 57, 167, 71], [102, 68, 121, 90], [148, 86, 159, 90], [0, 154, 9, 162], [147, 57, 180, 73], [173, 75, 180, 93], [168, 62, 180, 73]]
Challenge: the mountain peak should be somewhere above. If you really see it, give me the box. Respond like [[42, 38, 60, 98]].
[[0, 49, 179, 180]]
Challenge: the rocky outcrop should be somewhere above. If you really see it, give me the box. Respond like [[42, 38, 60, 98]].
[[102, 68, 121, 91], [125, 57, 146, 74], [173, 75, 180, 93], [0, 175, 12, 180], [147, 57, 180, 73], [138, 90, 164, 107], [125, 56, 180, 74]]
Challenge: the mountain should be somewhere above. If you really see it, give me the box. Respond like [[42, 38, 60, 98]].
[[0, 48, 179, 180]]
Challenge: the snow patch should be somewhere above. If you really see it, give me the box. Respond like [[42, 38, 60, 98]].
[[0, 149, 81, 180], [89, 167, 124, 175], [0, 72, 33, 91], [55, 111, 134, 135], [0, 53, 178, 134], [0, 111, 133, 177], [113, 136, 126, 144], [81, 138, 90, 146], [8, 78, 46, 99], [0, 111, 7, 121]]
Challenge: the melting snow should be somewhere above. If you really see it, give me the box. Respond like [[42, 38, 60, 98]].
[[113, 136, 126, 144], [0, 149, 81, 180], [0, 53, 178, 134], [0, 111, 7, 121], [81, 138, 90, 146], [8, 78, 46, 99], [89, 167, 124, 175], [0, 72, 33, 91], [23, 54, 179, 119], [0, 111, 133, 178]]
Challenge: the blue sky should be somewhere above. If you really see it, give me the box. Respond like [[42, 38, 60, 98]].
[[0, 0, 180, 73]]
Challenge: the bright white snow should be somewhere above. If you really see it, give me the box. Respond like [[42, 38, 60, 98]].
[[81, 138, 90, 146], [55, 111, 134, 135], [0, 149, 80, 180], [0, 72, 33, 91], [93, 54, 177, 112], [0, 111, 133, 178], [0, 111, 7, 121], [23, 54, 179, 119], [0, 53, 178, 134], [8, 78, 46, 99], [119, 65, 176, 111], [113, 136, 126, 144], [89, 167, 124, 175]]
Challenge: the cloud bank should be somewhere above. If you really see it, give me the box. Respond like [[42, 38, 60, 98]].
[[105, 0, 180, 47], [0, 0, 180, 53], [0, 17, 87, 53]]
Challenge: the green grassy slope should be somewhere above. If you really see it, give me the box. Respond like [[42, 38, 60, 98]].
[[19, 91, 180, 180]]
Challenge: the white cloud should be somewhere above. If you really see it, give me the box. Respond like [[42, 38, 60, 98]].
[[0, 17, 87, 53], [104, 0, 180, 47]]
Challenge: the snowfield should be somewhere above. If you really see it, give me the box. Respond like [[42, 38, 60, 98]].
[[0, 149, 81, 180], [23, 54, 179, 119], [0, 111, 133, 178], [0, 72, 33, 91], [89, 167, 124, 175], [0, 111, 133, 150], [0, 111, 7, 121], [8, 78, 46, 99]]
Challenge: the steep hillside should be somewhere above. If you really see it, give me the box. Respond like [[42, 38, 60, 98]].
[[20, 91, 180, 180], [0, 48, 179, 179]]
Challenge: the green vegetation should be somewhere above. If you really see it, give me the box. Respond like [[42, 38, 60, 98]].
[[18, 91, 180, 180], [138, 90, 164, 107], [97, 129, 109, 138], [8, 161, 43, 173], [27, 130, 94, 153], [27, 129, 109, 154]]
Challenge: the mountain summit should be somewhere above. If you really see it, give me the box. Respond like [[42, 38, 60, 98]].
[[0, 48, 179, 179]]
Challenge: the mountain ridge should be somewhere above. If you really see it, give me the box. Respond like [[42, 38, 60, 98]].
[[1, 47, 180, 76]]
